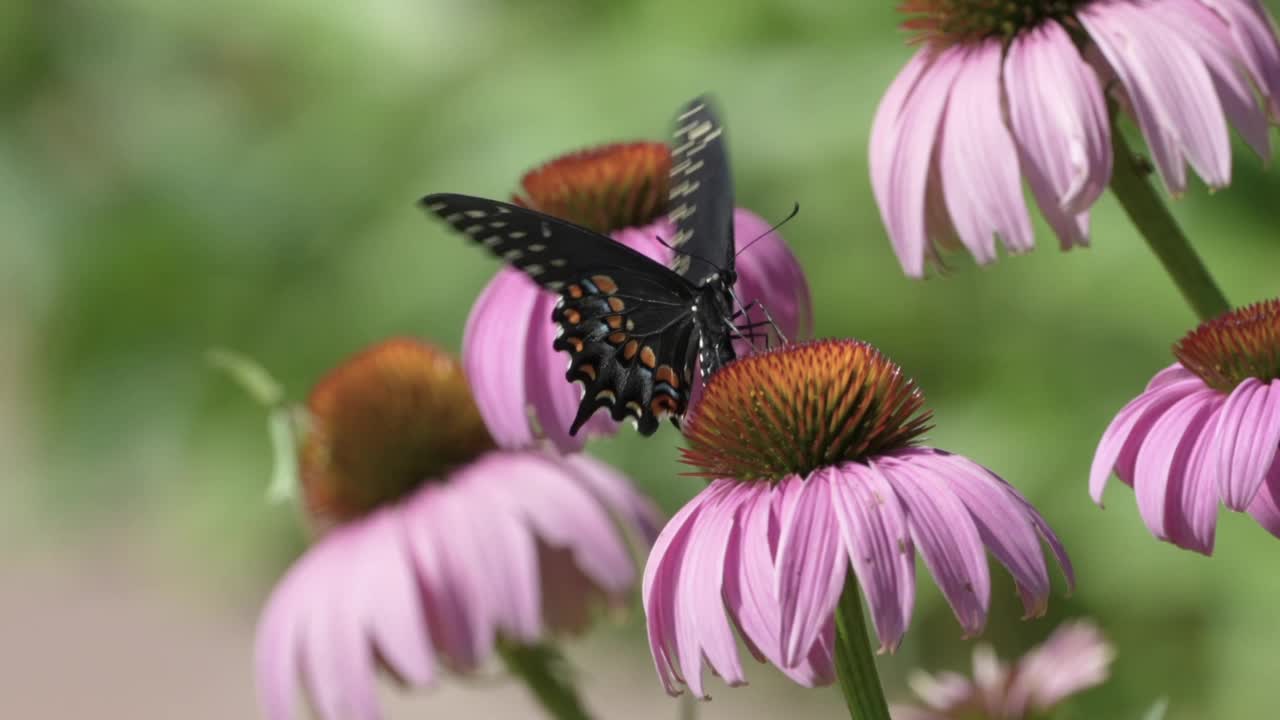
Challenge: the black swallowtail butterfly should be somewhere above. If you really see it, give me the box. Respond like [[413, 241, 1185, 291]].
[[421, 95, 756, 436]]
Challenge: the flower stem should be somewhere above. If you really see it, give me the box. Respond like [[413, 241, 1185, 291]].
[[497, 639, 594, 720], [833, 574, 891, 720], [1107, 130, 1230, 321]]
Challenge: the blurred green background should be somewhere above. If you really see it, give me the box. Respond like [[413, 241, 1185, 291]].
[[5, 1, 1280, 718]]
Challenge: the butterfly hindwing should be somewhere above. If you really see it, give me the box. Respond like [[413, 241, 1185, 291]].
[[420, 192, 698, 436], [552, 277, 696, 435], [668, 95, 736, 284]]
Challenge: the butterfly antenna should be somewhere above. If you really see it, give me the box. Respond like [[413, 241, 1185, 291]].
[[653, 233, 726, 272], [735, 202, 800, 258]]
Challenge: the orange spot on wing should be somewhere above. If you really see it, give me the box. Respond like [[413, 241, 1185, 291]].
[[566, 337, 584, 352], [607, 332, 628, 345], [563, 309, 582, 325], [578, 364, 597, 381], [651, 394, 680, 416], [567, 284, 584, 299], [607, 297, 625, 312], [606, 315, 624, 329], [623, 340, 639, 360], [591, 275, 618, 294], [655, 365, 680, 388], [639, 346, 657, 368]]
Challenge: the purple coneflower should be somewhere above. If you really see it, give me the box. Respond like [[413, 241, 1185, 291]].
[[1092, 298, 1280, 554], [643, 339, 1073, 705], [893, 620, 1114, 720], [872, 0, 1280, 276], [255, 339, 660, 720], [465, 141, 812, 452]]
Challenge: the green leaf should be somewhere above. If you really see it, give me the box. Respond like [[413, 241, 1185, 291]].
[[206, 347, 285, 407]]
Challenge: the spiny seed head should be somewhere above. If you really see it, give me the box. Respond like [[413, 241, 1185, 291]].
[[300, 339, 495, 524], [514, 141, 671, 234], [680, 339, 933, 482], [1173, 299, 1280, 393], [898, 0, 1082, 45]]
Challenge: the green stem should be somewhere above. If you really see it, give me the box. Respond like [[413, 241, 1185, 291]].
[[497, 639, 594, 720], [832, 575, 891, 720], [1107, 130, 1231, 321]]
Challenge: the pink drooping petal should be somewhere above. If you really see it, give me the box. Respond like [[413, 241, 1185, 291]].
[[1005, 21, 1110, 248], [907, 668, 975, 712], [1169, 396, 1224, 553], [971, 645, 1009, 713], [302, 568, 379, 720], [256, 506, 459, 720], [464, 270, 541, 450], [415, 488, 499, 668], [878, 455, 991, 637], [1090, 375, 1205, 503], [524, 288, 590, 452], [1080, 1, 1231, 193], [775, 472, 847, 667], [722, 482, 835, 687], [939, 39, 1034, 263], [1196, 0, 1280, 118], [1147, 363, 1199, 391], [256, 550, 311, 720], [448, 477, 542, 641], [485, 453, 635, 592], [1245, 457, 1280, 537], [870, 47, 965, 277], [731, 208, 813, 345], [674, 482, 746, 698], [928, 451, 1053, 619], [723, 482, 783, 666], [1005, 620, 1114, 715], [1170, 0, 1271, 159], [561, 453, 664, 545], [1214, 378, 1280, 509], [828, 462, 915, 652], [1133, 390, 1221, 552], [345, 510, 435, 687], [403, 486, 488, 670], [643, 480, 717, 695]]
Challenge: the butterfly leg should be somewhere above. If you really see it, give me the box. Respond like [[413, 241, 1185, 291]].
[[727, 289, 790, 348]]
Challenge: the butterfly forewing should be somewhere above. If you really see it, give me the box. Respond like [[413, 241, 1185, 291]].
[[668, 96, 736, 284], [420, 192, 698, 435]]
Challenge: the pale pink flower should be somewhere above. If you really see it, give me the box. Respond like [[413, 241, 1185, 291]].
[[892, 620, 1115, 720], [465, 142, 812, 452], [1092, 299, 1280, 554], [873, 0, 1280, 276], [253, 339, 660, 720], [643, 340, 1073, 698]]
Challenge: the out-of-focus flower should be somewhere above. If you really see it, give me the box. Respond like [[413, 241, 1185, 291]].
[[643, 339, 1073, 698], [254, 339, 660, 720], [892, 620, 1115, 720], [465, 141, 813, 452], [872, 0, 1280, 276], [1092, 299, 1280, 554]]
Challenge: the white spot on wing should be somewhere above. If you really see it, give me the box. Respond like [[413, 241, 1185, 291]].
[[528, 243, 546, 252], [464, 210, 487, 218]]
